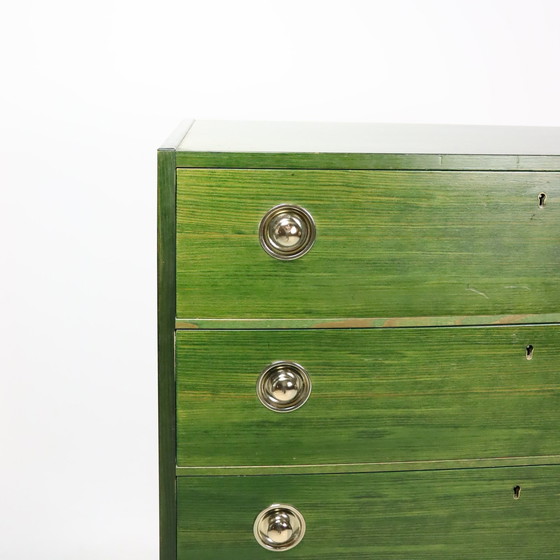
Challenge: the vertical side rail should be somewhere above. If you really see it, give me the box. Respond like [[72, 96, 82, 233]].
[[157, 147, 177, 560]]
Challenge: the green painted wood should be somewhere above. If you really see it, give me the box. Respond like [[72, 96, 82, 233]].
[[175, 312, 560, 330], [176, 151, 560, 170], [176, 326, 560, 467], [176, 169, 560, 319], [157, 148, 177, 560], [166, 122, 560, 559], [158, 121, 195, 560], [158, 123, 192, 560], [176, 454, 560, 477], [177, 466, 560, 559]]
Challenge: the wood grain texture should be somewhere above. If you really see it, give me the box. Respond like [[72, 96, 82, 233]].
[[176, 326, 560, 467], [158, 121, 195, 560], [177, 466, 560, 559], [167, 123, 560, 559], [157, 148, 180, 560], [176, 169, 560, 319], [176, 454, 560, 477], [176, 151, 560, 170], [175, 312, 560, 330]]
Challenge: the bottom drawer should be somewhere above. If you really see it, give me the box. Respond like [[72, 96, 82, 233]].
[[177, 465, 559, 559]]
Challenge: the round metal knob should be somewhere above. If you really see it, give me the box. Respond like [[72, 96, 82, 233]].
[[259, 204, 316, 260], [256, 361, 312, 413], [253, 504, 306, 551]]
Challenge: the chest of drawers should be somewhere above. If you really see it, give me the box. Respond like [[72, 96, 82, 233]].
[[158, 120, 560, 559]]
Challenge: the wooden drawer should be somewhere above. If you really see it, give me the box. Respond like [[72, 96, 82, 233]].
[[176, 325, 560, 467], [176, 169, 560, 319], [177, 465, 560, 559]]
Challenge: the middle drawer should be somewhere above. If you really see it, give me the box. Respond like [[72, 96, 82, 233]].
[[176, 326, 559, 467]]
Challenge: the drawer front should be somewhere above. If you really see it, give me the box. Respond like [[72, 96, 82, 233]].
[[177, 466, 560, 559], [176, 169, 560, 319], [176, 326, 559, 467]]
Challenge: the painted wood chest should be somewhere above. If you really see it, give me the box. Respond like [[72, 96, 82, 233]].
[[158, 120, 560, 559]]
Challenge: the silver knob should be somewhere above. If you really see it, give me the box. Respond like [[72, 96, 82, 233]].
[[259, 204, 316, 260], [256, 361, 312, 412], [253, 504, 306, 551]]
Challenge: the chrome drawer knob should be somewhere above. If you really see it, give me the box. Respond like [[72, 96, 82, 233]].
[[253, 504, 306, 551], [259, 204, 316, 260], [269, 368, 299, 403], [256, 361, 312, 412]]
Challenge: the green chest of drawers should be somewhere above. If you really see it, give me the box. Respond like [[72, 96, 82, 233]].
[[158, 120, 560, 559]]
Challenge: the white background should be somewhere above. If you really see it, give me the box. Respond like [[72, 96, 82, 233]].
[[1, 1, 559, 558]]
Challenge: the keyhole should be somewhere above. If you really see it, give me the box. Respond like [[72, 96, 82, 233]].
[[526, 345, 534, 360], [538, 192, 547, 208], [513, 485, 521, 500]]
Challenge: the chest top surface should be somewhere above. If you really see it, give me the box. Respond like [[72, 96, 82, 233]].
[[176, 119, 560, 155]]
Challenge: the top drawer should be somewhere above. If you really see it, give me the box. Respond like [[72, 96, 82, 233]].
[[176, 169, 559, 319]]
